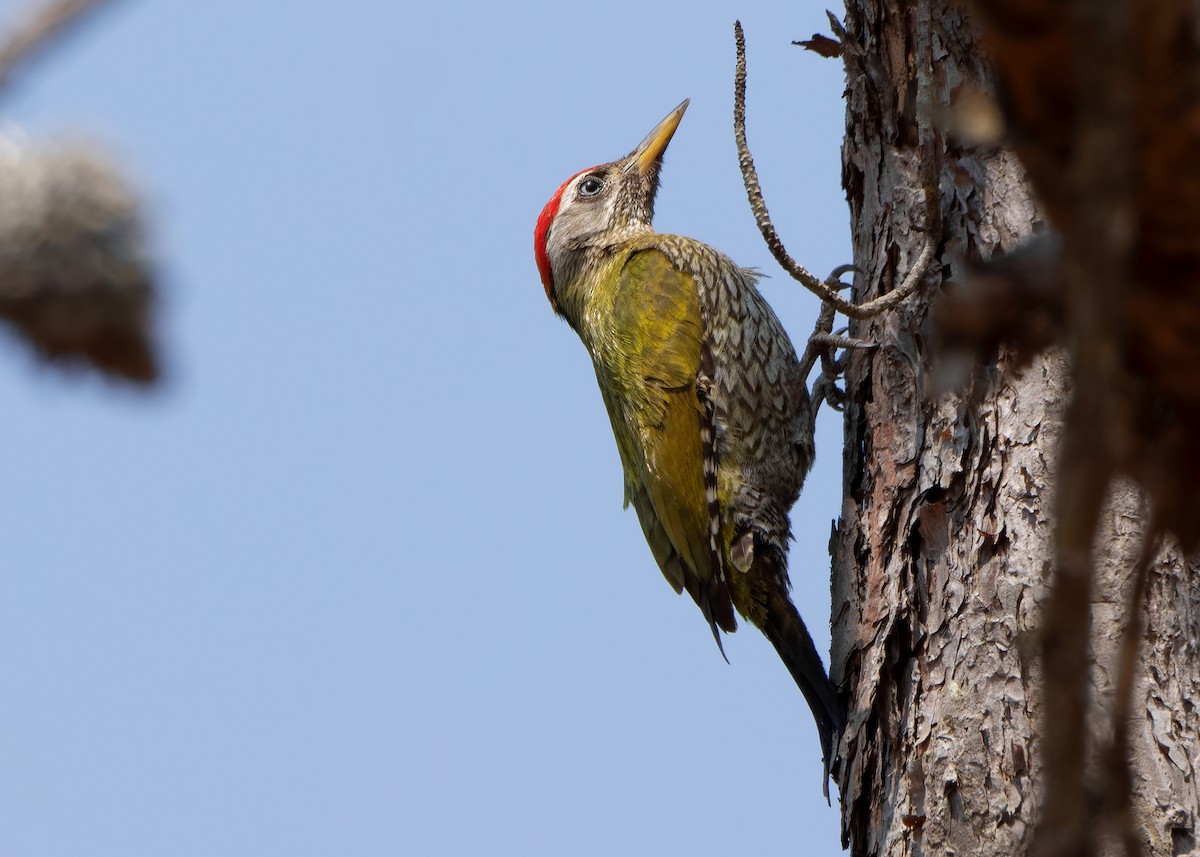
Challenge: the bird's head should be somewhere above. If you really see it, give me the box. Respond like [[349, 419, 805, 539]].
[[534, 99, 689, 315]]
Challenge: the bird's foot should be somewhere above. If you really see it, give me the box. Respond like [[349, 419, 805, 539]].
[[808, 330, 876, 352]]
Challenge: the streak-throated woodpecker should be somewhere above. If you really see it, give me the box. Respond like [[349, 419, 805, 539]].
[[534, 100, 844, 788]]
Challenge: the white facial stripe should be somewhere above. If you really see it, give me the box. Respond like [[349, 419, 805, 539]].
[[546, 168, 624, 287]]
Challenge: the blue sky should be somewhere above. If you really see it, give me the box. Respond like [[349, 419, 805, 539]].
[[0, 1, 851, 854]]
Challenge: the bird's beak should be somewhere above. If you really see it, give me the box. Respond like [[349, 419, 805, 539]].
[[626, 99, 689, 176]]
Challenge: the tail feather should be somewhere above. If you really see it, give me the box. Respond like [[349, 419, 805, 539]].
[[763, 585, 845, 801]]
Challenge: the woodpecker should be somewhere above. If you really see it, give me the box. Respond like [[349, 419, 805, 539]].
[[534, 99, 844, 790]]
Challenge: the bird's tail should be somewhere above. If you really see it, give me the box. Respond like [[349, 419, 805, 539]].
[[762, 582, 845, 801]]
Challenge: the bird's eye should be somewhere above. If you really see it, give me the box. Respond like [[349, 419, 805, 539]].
[[578, 176, 605, 197]]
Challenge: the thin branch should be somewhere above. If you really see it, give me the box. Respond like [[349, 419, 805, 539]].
[[733, 20, 935, 321], [733, 22, 840, 306], [0, 0, 111, 95]]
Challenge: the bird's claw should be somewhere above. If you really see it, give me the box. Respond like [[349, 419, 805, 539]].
[[824, 263, 859, 290]]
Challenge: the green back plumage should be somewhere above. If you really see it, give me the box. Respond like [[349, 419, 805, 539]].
[[586, 248, 737, 638]]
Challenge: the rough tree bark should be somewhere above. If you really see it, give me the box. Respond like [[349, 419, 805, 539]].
[[823, 1, 1200, 854]]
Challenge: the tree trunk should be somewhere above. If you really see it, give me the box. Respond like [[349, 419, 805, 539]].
[[829, 1, 1200, 854]]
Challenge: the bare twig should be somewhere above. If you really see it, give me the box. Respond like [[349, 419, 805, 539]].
[[733, 20, 935, 321], [0, 0, 111, 95]]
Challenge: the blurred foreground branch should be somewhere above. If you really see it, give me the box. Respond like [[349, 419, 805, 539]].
[[0, 0, 159, 384], [0, 136, 156, 381], [0, 0, 109, 92], [935, 0, 1200, 853]]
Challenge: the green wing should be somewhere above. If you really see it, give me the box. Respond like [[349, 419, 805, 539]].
[[598, 248, 736, 636]]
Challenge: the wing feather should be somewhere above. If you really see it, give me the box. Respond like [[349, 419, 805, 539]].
[[599, 249, 736, 637]]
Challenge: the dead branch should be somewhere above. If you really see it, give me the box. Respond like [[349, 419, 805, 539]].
[[733, 20, 936, 322]]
